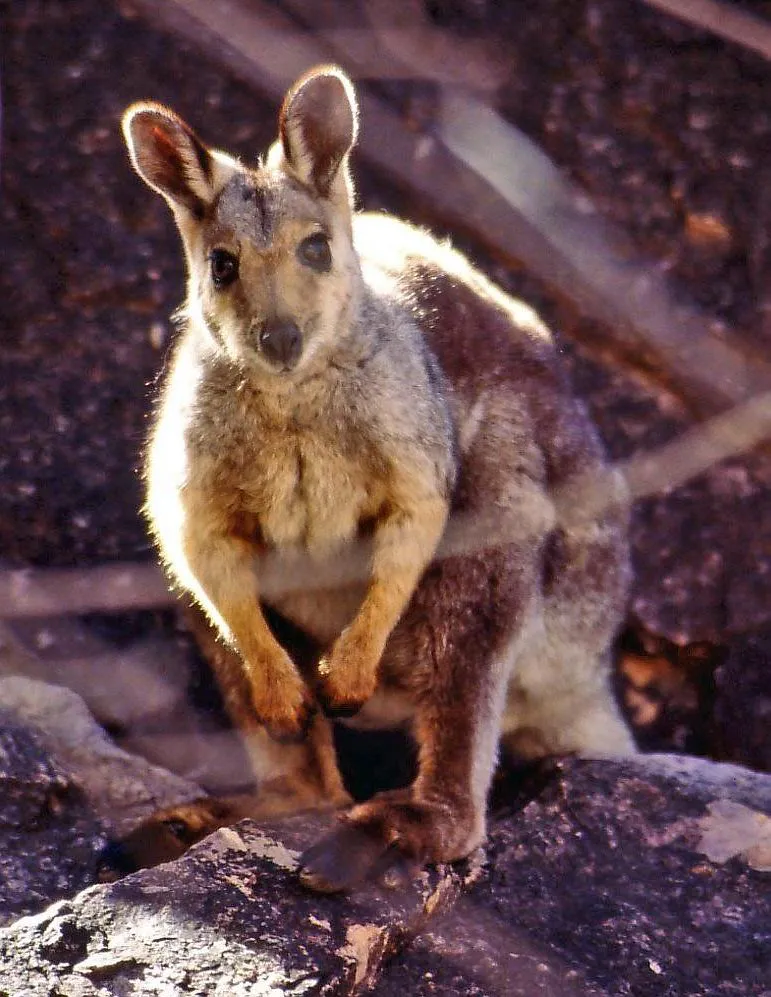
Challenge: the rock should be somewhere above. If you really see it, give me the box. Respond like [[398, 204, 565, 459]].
[[472, 756, 771, 997], [0, 711, 104, 926], [0, 676, 203, 834], [0, 814, 473, 996], [0, 675, 205, 925], [0, 614, 251, 792], [2, 756, 768, 995], [626, 752, 771, 811], [370, 904, 606, 996], [373, 755, 771, 995], [713, 630, 771, 773]]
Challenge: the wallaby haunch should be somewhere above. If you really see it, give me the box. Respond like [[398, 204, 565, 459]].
[[115, 65, 635, 891]]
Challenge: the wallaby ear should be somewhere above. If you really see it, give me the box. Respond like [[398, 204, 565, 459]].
[[122, 103, 218, 218], [278, 66, 358, 198]]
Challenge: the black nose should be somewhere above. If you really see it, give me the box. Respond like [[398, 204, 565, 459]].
[[258, 317, 302, 369]]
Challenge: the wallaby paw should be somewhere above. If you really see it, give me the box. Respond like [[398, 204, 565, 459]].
[[299, 822, 416, 894], [261, 689, 316, 743], [315, 630, 380, 717], [249, 665, 316, 742], [298, 790, 472, 893]]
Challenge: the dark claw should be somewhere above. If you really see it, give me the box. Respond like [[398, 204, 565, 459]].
[[316, 681, 365, 719], [298, 824, 401, 893], [320, 699, 364, 720]]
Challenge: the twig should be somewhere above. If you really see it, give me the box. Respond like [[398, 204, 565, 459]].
[[642, 0, 771, 62], [0, 562, 174, 618], [438, 91, 771, 411], [562, 391, 771, 521]]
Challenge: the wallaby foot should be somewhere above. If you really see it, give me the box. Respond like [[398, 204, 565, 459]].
[[299, 787, 479, 893]]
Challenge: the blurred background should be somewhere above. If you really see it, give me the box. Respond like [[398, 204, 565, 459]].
[[1, 0, 770, 784]]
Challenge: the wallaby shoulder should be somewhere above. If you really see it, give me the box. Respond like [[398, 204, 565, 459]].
[[354, 212, 610, 488]]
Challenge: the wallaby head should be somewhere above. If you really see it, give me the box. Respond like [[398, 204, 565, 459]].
[[122, 66, 360, 377]]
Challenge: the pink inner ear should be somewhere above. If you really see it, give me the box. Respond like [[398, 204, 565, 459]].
[[150, 124, 183, 168], [141, 121, 184, 185], [151, 123, 175, 149]]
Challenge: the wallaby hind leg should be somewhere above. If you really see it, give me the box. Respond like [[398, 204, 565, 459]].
[[502, 496, 637, 762], [299, 550, 523, 893]]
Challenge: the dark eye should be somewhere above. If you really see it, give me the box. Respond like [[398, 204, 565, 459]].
[[209, 249, 239, 288], [297, 232, 332, 272]]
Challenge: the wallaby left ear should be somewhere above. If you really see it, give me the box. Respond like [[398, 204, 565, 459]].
[[278, 66, 358, 198]]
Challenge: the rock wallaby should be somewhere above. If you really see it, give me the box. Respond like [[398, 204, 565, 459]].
[[116, 65, 635, 891]]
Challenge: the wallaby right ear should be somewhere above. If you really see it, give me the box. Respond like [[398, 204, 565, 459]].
[[278, 67, 358, 199], [122, 103, 220, 218]]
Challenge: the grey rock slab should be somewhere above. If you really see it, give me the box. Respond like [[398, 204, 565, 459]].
[[0, 673, 203, 927], [624, 751, 771, 811], [4, 755, 770, 995], [0, 712, 105, 926], [370, 900, 609, 997], [0, 676, 203, 834], [0, 814, 473, 996], [473, 757, 771, 997]]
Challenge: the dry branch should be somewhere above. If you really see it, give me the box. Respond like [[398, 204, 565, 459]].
[[643, 0, 771, 62], [0, 562, 174, 618]]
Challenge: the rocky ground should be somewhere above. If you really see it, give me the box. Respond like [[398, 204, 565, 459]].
[[3, 0, 771, 767], [1, 0, 770, 994], [1, 692, 768, 995]]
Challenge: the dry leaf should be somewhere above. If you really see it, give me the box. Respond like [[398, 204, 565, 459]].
[[697, 799, 771, 872]]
